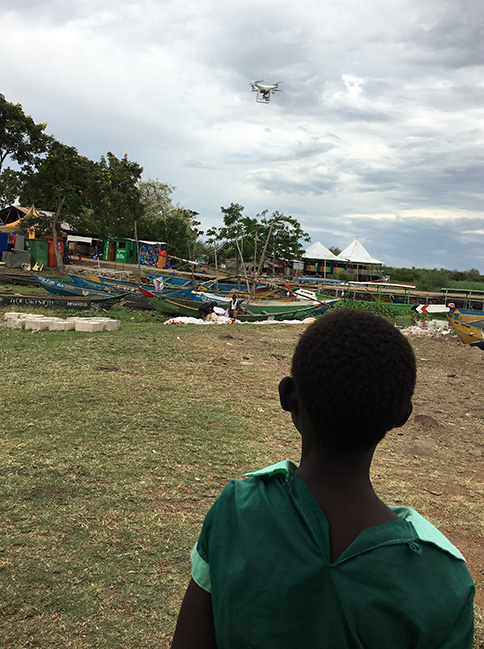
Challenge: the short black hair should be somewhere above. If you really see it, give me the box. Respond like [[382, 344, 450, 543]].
[[291, 310, 416, 454]]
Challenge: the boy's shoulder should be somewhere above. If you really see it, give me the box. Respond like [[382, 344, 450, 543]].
[[210, 460, 294, 502], [389, 505, 466, 561], [216, 462, 468, 565], [244, 460, 297, 478]]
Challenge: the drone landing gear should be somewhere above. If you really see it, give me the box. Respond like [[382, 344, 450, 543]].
[[256, 91, 271, 104]]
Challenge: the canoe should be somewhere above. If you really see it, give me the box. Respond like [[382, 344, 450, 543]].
[[32, 274, 113, 298], [0, 269, 46, 287], [197, 280, 271, 296], [447, 309, 484, 349], [139, 287, 326, 321], [447, 307, 484, 323], [0, 291, 124, 310], [87, 273, 193, 292], [83, 273, 197, 309], [69, 275, 122, 294], [144, 272, 197, 287]]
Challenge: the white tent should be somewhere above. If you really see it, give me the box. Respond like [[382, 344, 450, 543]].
[[303, 241, 339, 260], [337, 239, 383, 265]]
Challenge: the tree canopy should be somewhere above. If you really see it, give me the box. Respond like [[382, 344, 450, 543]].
[[138, 179, 203, 259], [83, 153, 144, 239], [0, 93, 50, 207], [212, 203, 310, 268], [19, 140, 96, 268]]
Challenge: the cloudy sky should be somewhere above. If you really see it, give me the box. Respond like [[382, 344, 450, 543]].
[[2, 0, 483, 271]]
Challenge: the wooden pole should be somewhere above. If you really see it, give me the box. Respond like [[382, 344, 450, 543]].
[[252, 220, 274, 298], [188, 243, 196, 286], [134, 221, 141, 283], [253, 231, 258, 278], [213, 242, 218, 290], [235, 237, 251, 294]]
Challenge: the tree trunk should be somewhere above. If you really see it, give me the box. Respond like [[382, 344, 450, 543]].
[[52, 193, 67, 271]]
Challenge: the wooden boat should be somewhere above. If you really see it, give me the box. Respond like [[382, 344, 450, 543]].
[[283, 284, 339, 302], [69, 275, 122, 294], [447, 308, 484, 349], [144, 272, 197, 288], [139, 287, 327, 321], [0, 269, 42, 287], [196, 280, 271, 296], [447, 307, 484, 323], [32, 274, 114, 298], [87, 273, 193, 292], [69, 274, 155, 309], [78, 274, 195, 310], [0, 291, 124, 310]]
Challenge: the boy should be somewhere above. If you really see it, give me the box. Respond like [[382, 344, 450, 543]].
[[227, 294, 240, 319], [171, 310, 475, 648]]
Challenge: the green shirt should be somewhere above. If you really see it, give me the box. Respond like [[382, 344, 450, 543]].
[[191, 461, 474, 649]]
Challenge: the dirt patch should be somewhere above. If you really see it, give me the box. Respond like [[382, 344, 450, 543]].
[[208, 327, 484, 610], [378, 333, 484, 610]]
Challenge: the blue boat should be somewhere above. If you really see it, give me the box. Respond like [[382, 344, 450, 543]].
[[32, 274, 112, 298], [145, 272, 196, 287], [69, 275, 122, 294], [88, 273, 193, 292]]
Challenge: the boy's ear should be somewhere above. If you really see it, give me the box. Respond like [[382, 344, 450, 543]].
[[395, 402, 413, 428], [279, 376, 297, 412]]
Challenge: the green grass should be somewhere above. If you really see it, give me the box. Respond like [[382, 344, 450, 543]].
[[0, 309, 302, 648], [0, 301, 482, 648]]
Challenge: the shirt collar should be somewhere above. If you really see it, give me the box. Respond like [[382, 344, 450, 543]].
[[244, 461, 466, 562]]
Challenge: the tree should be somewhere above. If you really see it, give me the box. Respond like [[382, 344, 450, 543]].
[[138, 179, 203, 260], [85, 152, 144, 238], [258, 210, 310, 262], [138, 178, 175, 229], [217, 203, 258, 267], [0, 93, 50, 207], [19, 140, 96, 269], [329, 246, 341, 256], [215, 204, 310, 272], [0, 168, 23, 207]]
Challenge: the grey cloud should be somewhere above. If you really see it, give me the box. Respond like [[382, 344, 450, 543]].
[[1, 0, 483, 271]]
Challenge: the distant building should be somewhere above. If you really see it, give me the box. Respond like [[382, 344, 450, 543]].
[[300, 239, 384, 281], [337, 240, 383, 281]]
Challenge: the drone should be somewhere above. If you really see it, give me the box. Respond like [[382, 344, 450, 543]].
[[250, 80, 281, 104]]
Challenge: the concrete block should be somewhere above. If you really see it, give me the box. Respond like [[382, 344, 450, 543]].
[[102, 319, 120, 331], [25, 317, 51, 331], [49, 320, 76, 331], [5, 312, 20, 318], [75, 320, 105, 332], [88, 318, 120, 331], [6, 316, 25, 329], [5, 313, 21, 327]]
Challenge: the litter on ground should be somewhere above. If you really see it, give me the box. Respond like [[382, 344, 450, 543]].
[[163, 315, 317, 325]]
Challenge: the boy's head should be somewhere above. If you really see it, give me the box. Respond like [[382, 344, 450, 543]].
[[287, 309, 416, 455]]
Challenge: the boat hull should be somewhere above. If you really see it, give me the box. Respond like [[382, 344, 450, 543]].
[[32, 274, 111, 298], [139, 287, 325, 321], [447, 309, 484, 349], [0, 292, 123, 310]]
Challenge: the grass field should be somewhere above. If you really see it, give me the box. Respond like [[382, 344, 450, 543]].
[[0, 301, 482, 648]]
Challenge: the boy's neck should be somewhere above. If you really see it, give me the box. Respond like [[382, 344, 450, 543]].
[[294, 440, 399, 562], [295, 439, 375, 487]]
